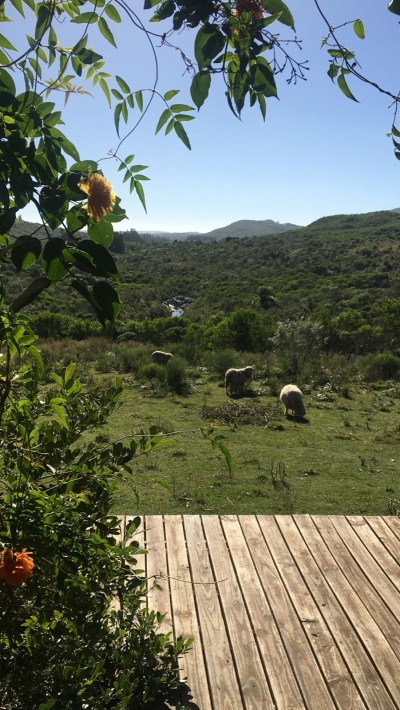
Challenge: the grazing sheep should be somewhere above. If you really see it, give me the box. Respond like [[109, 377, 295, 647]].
[[280, 384, 306, 417], [151, 350, 173, 365], [225, 366, 254, 396]]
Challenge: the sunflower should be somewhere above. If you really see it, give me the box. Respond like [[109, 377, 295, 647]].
[[78, 173, 116, 222], [0, 547, 35, 585]]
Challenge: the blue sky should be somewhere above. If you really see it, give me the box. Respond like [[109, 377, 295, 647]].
[[17, 1, 400, 232]]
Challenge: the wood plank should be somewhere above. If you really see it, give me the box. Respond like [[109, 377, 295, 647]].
[[144, 515, 174, 636], [247, 515, 336, 709], [262, 515, 366, 710], [183, 515, 245, 710], [365, 516, 400, 569], [201, 515, 272, 709], [220, 515, 296, 709], [343, 516, 400, 598], [164, 515, 212, 709], [224, 515, 305, 710], [384, 516, 400, 541], [326, 516, 400, 661], [296, 515, 400, 708], [277, 515, 392, 710]]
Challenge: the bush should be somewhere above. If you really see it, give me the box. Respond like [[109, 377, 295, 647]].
[[166, 356, 190, 395], [362, 352, 400, 381], [114, 343, 149, 373], [0, 318, 189, 708], [203, 348, 240, 377]]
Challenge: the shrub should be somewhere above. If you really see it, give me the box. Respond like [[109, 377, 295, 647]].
[[166, 356, 190, 395], [203, 348, 240, 377], [0, 319, 189, 708], [362, 352, 400, 381]]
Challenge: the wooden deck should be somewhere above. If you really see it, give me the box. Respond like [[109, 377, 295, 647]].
[[120, 515, 400, 709]]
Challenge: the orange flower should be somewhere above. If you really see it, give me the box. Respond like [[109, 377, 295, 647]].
[[0, 547, 35, 585], [78, 173, 116, 222], [234, 0, 264, 20]]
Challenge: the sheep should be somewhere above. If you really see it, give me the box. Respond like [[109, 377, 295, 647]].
[[225, 366, 254, 396], [151, 350, 173, 365], [279, 384, 306, 418]]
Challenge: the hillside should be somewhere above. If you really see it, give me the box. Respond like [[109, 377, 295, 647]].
[[138, 218, 301, 242], [203, 218, 301, 239], [5, 210, 400, 352]]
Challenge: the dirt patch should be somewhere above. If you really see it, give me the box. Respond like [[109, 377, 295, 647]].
[[201, 402, 282, 426]]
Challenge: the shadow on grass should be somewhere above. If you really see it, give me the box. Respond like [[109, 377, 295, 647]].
[[285, 414, 310, 425]]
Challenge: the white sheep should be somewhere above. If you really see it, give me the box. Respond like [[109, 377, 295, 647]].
[[280, 384, 306, 417], [225, 366, 254, 396], [151, 350, 173, 365]]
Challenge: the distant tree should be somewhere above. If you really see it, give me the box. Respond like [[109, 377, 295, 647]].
[[258, 285, 278, 310], [272, 318, 323, 376]]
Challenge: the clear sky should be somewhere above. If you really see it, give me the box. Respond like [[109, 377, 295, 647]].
[[17, 1, 400, 233]]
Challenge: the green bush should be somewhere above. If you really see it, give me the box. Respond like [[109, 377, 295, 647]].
[[203, 348, 240, 377], [114, 344, 149, 373], [166, 356, 190, 395], [0, 317, 189, 708], [362, 352, 400, 381]]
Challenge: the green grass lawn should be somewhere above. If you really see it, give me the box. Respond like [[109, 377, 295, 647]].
[[91, 374, 400, 516]]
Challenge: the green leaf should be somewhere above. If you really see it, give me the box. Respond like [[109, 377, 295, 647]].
[[9, 0, 25, 17], [116, 75, 130, 93], [150, 0, 175, 22], [155, 108, 171, 134], [98, 17, 117, 47], [163, 89, 179, 101], [11, 277, 51, 312], [190, 70, 211, 110], [258, 92, 266, 120], [169, 103, 194, 113], [249, 58, 277, 96], [135, 90, 143, 111], [133, 180, 147, 211], [0, 33, 17, 50], [327, 63, 339, 81], [114, 102, 122, 136], [111, 88, 124, 100], [0, 207, 17, 235], [11, 237, 42, 270], [74, 239, 118, 278], [71, 11, 98, 23], [195, 24, 225, 69], [388, 0, 400, 15], [105, 3, 121, 22], [337, 72, 358, 102], [353, 19, 365, 39], [35, 4, 52, 40], [92, 281, 120, 322], [49, 128, 80, 161], [263, 0, 295, 30], [43, 238, 70, 281], [88, 218, 114, 248], [174, 122, 191, 150], [100, 77, 111, 107], [174, 114, 195, 123], [52, 403, 69, 428]]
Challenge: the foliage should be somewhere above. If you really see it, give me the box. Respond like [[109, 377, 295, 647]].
[[271, 318, 323, 376], [165, 355, 190, 395], [0, 315, 191, 708], [361, 352, 400, 382]]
